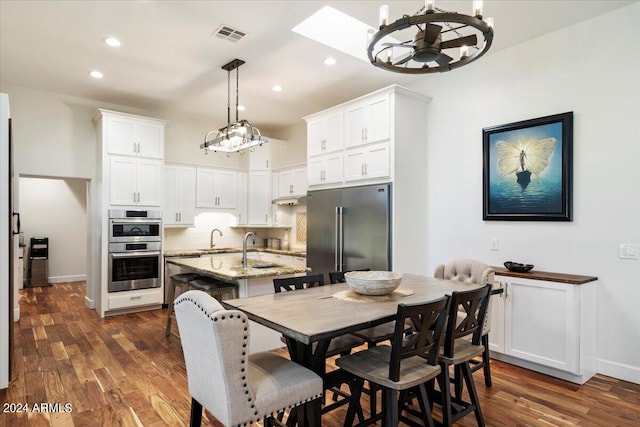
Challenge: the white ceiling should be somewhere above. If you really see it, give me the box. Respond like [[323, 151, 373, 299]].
[[1, 1, 636, 135]]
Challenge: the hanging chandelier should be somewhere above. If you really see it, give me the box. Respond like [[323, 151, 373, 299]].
[[367, 0, 494, 74], [201, 59, 268, 154]]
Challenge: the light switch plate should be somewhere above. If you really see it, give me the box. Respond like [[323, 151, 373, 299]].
[[490, 238, 499, 251], [619, 243, 639, 260]]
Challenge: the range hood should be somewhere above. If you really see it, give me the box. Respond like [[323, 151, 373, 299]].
[[272, 195, 306, 206]]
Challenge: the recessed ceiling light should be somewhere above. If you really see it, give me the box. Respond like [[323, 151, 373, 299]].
[[103, 37, 121, 47], [324, 57, 337, 66], [237, 105, 246, 111], [89, 70, 104, 79], [272, 85, 283, 92]]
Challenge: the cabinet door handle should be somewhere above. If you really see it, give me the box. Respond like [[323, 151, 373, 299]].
[[364, 128, 368, 140], [289, 184, 293, 194], [364, 163, 368, 175], [178, 212, 181, 222], [130, 295, 142, 300], [504, 282, 509, 299], [175, 212, 178, 222]]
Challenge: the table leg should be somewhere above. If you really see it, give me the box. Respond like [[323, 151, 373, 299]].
[[283, 337, 331, 427]]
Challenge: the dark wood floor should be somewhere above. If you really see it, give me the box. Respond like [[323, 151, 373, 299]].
[[2, 282, 639, 426]]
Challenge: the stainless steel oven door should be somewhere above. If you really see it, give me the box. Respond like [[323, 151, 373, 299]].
[[108, 250, 161, 292], [109, 218, 162, 243]]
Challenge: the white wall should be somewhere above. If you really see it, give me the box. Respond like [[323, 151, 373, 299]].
[[19, 176, 87, 283], [407, 4, 640, 383]]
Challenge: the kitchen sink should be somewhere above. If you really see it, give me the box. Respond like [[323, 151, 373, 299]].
[[250, 262, 277, 269]]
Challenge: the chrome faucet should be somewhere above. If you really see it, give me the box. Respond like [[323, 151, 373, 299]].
[[242, 232, 256, 268], [210, 228, 223, 248]]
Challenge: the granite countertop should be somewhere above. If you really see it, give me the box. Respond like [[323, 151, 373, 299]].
[[166, 255, 308, 281], [164, 247, 306, 258]]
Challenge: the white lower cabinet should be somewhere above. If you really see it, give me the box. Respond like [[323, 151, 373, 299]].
[[108, 288, 163, 311], [490, 273, 597, 384]]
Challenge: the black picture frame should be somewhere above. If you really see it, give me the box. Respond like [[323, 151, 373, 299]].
[[483, 112, 573, 221]]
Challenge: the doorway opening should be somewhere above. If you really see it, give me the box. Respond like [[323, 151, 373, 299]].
[[16, 175, 90, 317]]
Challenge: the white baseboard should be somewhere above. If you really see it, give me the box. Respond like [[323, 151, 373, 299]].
[[597, 358, 640, 385], [84, 295, 95, 309], [49, 274, 86, 284]]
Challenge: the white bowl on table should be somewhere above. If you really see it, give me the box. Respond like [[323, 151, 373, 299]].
[[344, 271, 403, 296]]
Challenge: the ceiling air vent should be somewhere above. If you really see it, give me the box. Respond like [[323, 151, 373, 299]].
[[213, 25, 246, 43]]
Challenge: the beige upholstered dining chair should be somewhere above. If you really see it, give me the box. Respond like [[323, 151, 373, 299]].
[[433, 259, 495, 387], [174, 290, 323, 427]]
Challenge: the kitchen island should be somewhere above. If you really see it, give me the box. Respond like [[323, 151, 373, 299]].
[[166, 252, 308, 353]]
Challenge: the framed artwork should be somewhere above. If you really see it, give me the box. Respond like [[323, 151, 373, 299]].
[[483, 112, 573, 221]]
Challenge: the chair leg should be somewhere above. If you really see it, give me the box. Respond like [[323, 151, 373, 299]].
[[437, 362, 453, 427], [165, 281, 178, 337], [454, 364, 463, 400], [481, 334, 492, 387], [381, 387, 398, 427], [305, 397, 322, 427], [189, 398, 203, 427], [415, 383, 435, 427], [343, 378, 364, 427], [461, 361, 485, 427]]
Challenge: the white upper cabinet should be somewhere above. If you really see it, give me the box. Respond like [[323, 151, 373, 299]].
[[164, 165, 196, 226], [344, 142, 390, 182], [278, 167, 307, 198], [105, 113, 164, 159], [196, 168, 238, 209], [307, 152, 343, 186], [307, 110, 344, 157], [236, 172, 248, 226], [110, 156, 162, 206], [248, 171, 270, 225], [344, 93, 390, 148]]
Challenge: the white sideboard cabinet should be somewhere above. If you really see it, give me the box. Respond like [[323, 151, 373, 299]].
[[489, 268, 598, 384]]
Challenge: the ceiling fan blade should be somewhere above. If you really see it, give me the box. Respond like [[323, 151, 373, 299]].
[[424, 24, 442, 43], [440, 34, 478, 50], [393, 54, 413, 66], [436, 53, 453, 68]]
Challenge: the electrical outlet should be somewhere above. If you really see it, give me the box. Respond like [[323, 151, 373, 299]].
[[619, 243, 639, 260], [490, 238, 499, 251]]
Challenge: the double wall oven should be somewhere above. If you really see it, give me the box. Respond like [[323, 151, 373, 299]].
[[108, 209, 162, 292]]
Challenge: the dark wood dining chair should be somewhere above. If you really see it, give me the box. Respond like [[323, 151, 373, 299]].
[[337, 296, 451, 427], [272, 274, 367, 421], [273, 273, 325, 293], [434, 259, 495, 388], [434, 284, 492, 427]]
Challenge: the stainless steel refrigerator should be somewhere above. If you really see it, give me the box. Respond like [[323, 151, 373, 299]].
[[307, 183, 391, 276]]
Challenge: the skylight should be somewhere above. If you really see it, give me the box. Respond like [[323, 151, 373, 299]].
[[292, 6, 378, 63]]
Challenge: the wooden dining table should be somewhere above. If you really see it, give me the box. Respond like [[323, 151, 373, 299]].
[[222, 273, 483, 425]]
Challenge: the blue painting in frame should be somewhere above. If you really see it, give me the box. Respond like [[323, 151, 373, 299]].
[[483, 112, 573, 221]]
